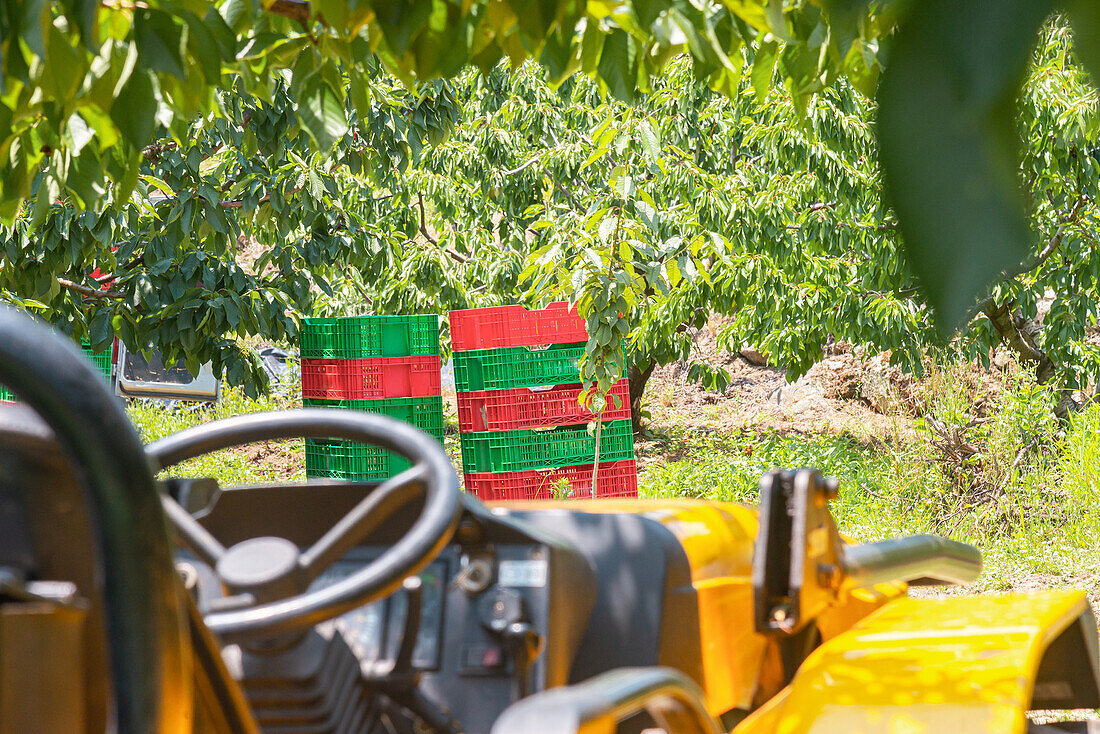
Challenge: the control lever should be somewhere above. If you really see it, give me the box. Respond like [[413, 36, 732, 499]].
[[390, 576, 421, 674], [363, 576, 462, 734], [502, 621, 542, 701]]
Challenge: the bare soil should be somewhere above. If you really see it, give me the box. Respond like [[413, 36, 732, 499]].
[[241, 440, 304, 480], [643, 322, 918, 442]]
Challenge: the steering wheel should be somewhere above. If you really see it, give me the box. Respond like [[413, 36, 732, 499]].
[[0, 308, 191, 734], [146, 409, 463, 644]]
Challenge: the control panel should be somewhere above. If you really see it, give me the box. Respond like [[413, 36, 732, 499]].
[[186, 482, 597, 733], [309, 543, 555, 733]]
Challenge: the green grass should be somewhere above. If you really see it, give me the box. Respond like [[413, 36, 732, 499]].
[[128, 385, 306, 486], [637, 413, 1100, 591]]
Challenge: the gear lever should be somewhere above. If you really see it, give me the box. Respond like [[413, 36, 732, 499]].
[[502, 621, 542, 701], [363, 577, 462, 734]]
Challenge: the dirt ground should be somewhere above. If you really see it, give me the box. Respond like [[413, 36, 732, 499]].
[[240, 440, 303, 479], [644, 321, 917, 442]]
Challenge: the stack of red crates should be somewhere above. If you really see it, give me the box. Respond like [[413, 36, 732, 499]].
[[450, 302, 638, 501]]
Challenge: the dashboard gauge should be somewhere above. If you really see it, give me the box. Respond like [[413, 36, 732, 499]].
[[309, 561, 386, 661], [308, 552, 447, 669]]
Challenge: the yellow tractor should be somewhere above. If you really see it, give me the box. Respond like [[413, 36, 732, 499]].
[[1, 308, 1096, 734]]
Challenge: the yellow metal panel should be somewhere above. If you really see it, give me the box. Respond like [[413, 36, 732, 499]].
[[733, 590, 1091, 734], [640, 502, 770, 713], [695, 578, 769, 713], [494, 499, 900, 716], [0, 602, 87, 734], [817, 582, 908, 643]]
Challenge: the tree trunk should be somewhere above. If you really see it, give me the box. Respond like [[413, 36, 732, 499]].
[[627, 361, 656, 434], [981, 298, 1080, 419], [981, 299, 1057, 383]]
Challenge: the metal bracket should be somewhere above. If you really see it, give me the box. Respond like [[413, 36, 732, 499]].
[[752, 468, 842, 635]]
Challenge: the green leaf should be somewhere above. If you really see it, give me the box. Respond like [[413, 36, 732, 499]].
[[60, 0, 99, 49], [615, 173, 634, 198], [111, 66, 156, 148], [45, 23, 84, 100], [597, 28, 639, 103], [1067, 1, 1100, 85], [877, 0, 1056, 330], [78, 105, 118, 151], [221, 0, 253, 33], [180, 10, 223, 84], [316, 0, 349, 31], [224, 296, 241, 328], [580, 19, 605, 74], [134, 8, 186, 79], [751, 39, 778, 102], [633, 0, 668, 27], [637, 119, 660, 161], [670, 7, 731, 77], [372, 0, 433, 56], [765, 0, 790, 41], [63, 113, 95, 155], [348, 71, 372, 127], [19, 0, 49, 58], [88, 310, 114, 352], [65, 147, 106, 208], [298, 75, 349, 152], [202, 7, 238, 58]]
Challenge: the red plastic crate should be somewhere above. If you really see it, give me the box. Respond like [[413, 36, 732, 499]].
[[463, 460, 638, 501], [450, 301, 588, 351], [301, 356, 442, 400], [457, 381, 631, 433]]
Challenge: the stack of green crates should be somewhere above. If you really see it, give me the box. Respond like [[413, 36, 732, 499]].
[[0, 339, 111, 402], [301, 315, 443, 482]]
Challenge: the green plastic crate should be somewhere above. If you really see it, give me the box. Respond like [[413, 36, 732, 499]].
[[301, 315, 440, 359], [305, 426, 445, 481], [0, 342, 110, 402], [453, 343, 627, 392], [81, 341, 112, 380], [302, 396, 445, 440], [305, 439, 417, 481], [304, 395, 445, 481], [459, 419, 635, 473]]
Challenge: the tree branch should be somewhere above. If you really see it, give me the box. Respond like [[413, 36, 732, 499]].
[[502, 158, 539, 177], [265, 0, 311, 25], [416, 194, 438, 244], [220, 186, 302, 209], [412, 194, 468, 263], [58, 278, 124, 300], [977, 194, 1088, 391], [142, 142, 177, 160], [555, 182, 583, 211], [1030, 194, 1088, 270]]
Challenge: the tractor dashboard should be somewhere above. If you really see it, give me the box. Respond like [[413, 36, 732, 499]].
[[177, 478, 598, 733]]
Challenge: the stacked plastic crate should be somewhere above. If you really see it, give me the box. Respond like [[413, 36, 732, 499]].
[[300, 315, 443, 481], [450, 302, 638, 501], [0, 340, 112, 402]]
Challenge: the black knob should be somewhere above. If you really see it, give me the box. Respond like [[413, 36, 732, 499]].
[[478, 586, 524, 634]]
